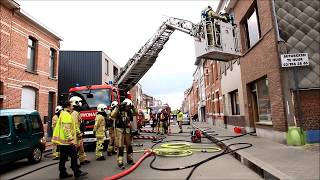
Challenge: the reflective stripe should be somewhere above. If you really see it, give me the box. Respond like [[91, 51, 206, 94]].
[[52, 136, 72, 145]]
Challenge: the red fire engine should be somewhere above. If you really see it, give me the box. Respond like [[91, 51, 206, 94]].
[[69, 84, 120, 145]]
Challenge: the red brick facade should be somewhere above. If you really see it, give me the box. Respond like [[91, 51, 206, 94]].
[[233, 0, 288, 132], [294, 89, 320, 131], [204, 60, 223, 125], [0, 1, 61, 131]]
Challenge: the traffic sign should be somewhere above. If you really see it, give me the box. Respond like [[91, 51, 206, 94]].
[[281, 53, 309, 67]]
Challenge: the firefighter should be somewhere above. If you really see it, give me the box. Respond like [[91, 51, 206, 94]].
[[93, 104, 108, 160], [159, 109, 168, 135], [156, 109, 163, 135], [52, 105, 63, 160], [52, 101, 88, 179], [177, 110, 184, 133], [69, 96, 91, 165], [111, 98, 137, 169], [107, 101, 118, 156]]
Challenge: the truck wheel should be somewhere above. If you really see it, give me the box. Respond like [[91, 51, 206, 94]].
[[28, 146, 42, 163]]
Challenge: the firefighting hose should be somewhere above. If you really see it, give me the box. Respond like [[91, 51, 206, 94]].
[[8, 127, 254, 180], [103, 129, 255, 180]]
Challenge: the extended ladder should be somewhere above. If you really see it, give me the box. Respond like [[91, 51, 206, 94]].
[[114, 17, 201, 92]]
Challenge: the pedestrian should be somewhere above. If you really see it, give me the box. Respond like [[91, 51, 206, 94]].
[[52, 100, 88, 179], [177, 110, 184, 133], [107, 101, 118, 156], [111, 98, 136, 169], [93, 104, 108, 160], [70, 96, 91, 165], [52, 105, 63, 160]]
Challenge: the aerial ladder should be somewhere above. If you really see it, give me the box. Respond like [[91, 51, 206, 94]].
[[114, 16, 240, 95]]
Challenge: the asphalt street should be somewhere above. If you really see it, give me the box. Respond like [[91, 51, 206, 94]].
[[0, 125, 261, 180]]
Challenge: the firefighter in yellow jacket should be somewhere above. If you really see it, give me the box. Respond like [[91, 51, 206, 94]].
[[70, 96, 90, 165], [107, 101, 118, 156], [52, 105, 63, 160], [52, 101, 87, 179], [93, 104, 108, 160], [111, 98, 137, 169]]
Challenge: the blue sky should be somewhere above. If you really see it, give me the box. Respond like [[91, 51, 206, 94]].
[[17, 0, 219, 109]]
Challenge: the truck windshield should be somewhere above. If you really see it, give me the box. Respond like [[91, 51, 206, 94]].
[[70, 89, 111, 109]]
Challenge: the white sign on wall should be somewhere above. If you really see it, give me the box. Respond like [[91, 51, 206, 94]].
[[281, 53, 309, 67]]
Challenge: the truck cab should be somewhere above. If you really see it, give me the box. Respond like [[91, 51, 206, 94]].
[[69, 85, 120, 146]]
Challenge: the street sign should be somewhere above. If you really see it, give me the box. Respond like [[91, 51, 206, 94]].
[[281, 53, 309, 67]]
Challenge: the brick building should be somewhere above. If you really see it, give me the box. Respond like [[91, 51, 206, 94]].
[[0, 0, 62, 133], [216, 0, 319, 142], [183, 0, 319, 143], [203, 60, 224, 127]]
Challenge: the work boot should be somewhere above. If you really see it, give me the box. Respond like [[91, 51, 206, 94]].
[[53, 156, 60, 160], [74, 171, 88, 178], [59, 172, 73, 179], [96, 156, 106, 161], [80, 160, 90, 165], [118, 162, 125, 169], [127, 159, 135, 165], [107, 152, 113, 156]]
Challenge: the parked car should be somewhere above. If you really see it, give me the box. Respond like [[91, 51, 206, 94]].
[[0, 109, 46, 165], [182, 113, 190, 125]]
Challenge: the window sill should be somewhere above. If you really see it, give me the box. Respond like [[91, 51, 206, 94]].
[[255, 121, 273, 126], [48, 77, 58, 81], [25, 69, 38, 75]]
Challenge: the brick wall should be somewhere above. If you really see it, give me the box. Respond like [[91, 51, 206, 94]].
[[233, 0, 287, 132], [0, 3, 60, 130], [294, 89, 320, 130]]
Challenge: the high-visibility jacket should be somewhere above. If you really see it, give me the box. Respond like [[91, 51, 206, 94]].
[[177, 112, 184, 122], [71, 111, 82, 144], [93, 113, 106, 137], [52, 110, 76, 145]]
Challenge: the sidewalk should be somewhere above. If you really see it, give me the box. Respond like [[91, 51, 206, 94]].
[[192, 122, 320, 180]]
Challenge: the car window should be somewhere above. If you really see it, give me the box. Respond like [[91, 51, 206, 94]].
[[30, 115, 43, 132], [13, 116, 28, 134], [0, 116, 10, 136]]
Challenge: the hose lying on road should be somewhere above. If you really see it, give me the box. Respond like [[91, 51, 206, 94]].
[[148, 125, 255, 180], [102, 150, 154, 180]]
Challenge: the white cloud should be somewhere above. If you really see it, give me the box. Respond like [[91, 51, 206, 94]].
[[17, 0, 218, 110]]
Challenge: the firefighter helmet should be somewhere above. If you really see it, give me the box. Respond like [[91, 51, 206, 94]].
[[70, 96, 82, 107], [97, 104, 108, 113], [111, 101, 118, 108], [55, 105, 63, 114], [122, 98, 133, 106]]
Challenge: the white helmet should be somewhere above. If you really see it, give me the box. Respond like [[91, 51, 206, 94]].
[[55, 106, 63, 114], [70, 96, 82, 107], [111, 101, 118, 108], [122, 98, 133, 106], [158, 109, 162, 113], [97, 104, 107, 113]]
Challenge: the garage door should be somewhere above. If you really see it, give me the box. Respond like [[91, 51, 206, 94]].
[[21, 87, 36, 110]]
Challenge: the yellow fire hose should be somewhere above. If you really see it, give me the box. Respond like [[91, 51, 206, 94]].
[[132, 142, 222, 157]]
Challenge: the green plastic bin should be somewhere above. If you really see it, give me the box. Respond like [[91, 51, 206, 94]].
[[286, 126, 306, 146]]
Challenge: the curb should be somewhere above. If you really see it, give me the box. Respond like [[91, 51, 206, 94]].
[[191, 123, 294, 180]]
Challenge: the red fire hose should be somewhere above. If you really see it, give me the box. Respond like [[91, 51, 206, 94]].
[[102, 150, 154, 180]]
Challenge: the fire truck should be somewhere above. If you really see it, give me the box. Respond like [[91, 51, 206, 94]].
[[69, 84, 120, 144]]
